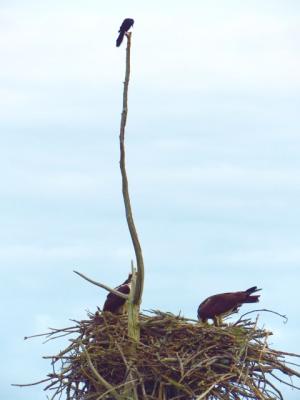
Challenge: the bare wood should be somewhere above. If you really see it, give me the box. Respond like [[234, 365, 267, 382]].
[[119, 32, 144, 307], [118, 33, 142, 400], [127, 266, 140, 341], [195, 373, 236, 399], [234, 309, 288, 325], [73, 270, 129, 300], [11, 378, 51, 387]]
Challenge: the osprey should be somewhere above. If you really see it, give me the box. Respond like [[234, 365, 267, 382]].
[[197, 286, 261, 326], [103, 274, 132, 314], [116, 18, 134, 47]]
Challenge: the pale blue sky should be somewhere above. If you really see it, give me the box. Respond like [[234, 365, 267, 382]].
[[1, 1, 300, 399]]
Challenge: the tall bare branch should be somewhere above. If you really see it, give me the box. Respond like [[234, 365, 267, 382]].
[[119, 32, 144, 306]]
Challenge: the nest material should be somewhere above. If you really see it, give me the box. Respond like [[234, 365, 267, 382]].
[[37, 310, 300, 400]]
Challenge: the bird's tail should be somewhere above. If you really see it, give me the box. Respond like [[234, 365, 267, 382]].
[[116, 31, 125, 47], [245, 286, 261, 294], [244, 286, 261, 303]]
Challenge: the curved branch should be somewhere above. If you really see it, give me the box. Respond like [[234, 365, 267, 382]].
[[119, 32, 144, 306], [73, 270, 129, 300], [234, 309, 288, 325]]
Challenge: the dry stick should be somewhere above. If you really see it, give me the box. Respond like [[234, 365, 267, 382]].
[[195, 373, 236, 400], [119, 32, 144, 306], [12, 378, 52, 387], [73, 270, 128, 300], [235, 309, 288, 325], [264, 379, 284, 400], [97, 379, 138, 400], [117, 37, 144, 399]]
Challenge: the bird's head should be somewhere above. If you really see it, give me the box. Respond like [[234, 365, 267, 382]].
[[123, 273, 132, 285]]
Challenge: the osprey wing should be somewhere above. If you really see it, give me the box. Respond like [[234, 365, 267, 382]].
[[197, 288, 261, 322], [103, 284, 130, 314], [197, 293, 240, 321]]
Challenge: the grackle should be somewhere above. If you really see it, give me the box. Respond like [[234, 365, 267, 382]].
[[116, 18, 134, 47]]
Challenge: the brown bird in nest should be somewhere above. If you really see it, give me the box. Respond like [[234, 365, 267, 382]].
[[197, 286, 261, 326], [102, 274, 132, 314]]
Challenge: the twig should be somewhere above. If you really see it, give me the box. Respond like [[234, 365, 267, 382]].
[[12, 378, 51, 387], [97, 379, 138, 400], [263, 378, 284, 400], [195, 373, 236, 399], [234, 309, 288, 325], [73, 270, 128, 300]]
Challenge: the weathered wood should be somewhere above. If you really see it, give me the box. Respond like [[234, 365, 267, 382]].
[[119, 32, 145, 316], [118, 32, 143, 399]]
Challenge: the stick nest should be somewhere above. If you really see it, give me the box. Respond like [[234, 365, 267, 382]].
[[32, 310, 300, 399]]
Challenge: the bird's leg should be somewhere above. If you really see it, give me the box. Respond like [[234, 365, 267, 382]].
[[214, 316, 224, 327]]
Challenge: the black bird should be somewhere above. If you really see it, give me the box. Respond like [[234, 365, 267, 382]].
[[116, 18, 134, 47], [102, 274, 132, 314], [197, 286, 261, 326]]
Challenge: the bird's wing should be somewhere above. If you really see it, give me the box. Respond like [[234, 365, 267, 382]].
[[103, 284, 130, 313], [198, 293, 243, 319]]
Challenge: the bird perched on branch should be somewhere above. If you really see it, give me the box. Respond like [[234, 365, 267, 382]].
[[197, 286, 261, 326], [102, 274, 132, 314], [116, 18, 134, 47]]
